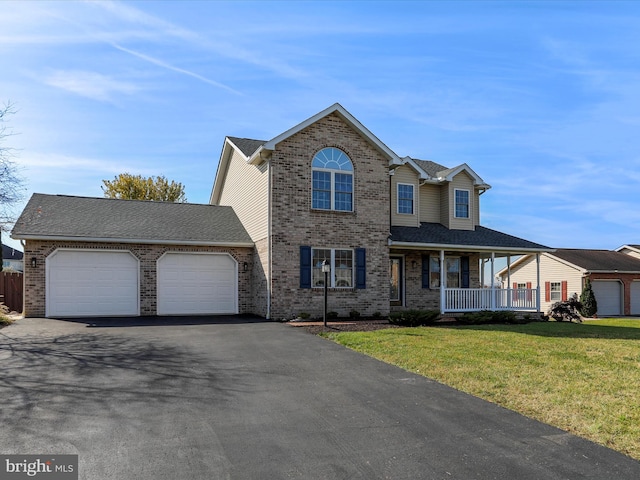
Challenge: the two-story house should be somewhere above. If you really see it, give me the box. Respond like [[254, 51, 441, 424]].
[[211, 103, 552, 320], [13, 103, 551, 319]]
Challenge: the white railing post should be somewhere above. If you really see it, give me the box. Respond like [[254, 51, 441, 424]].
[[440, 250, 445, 314], [490, 252, 495, 310]]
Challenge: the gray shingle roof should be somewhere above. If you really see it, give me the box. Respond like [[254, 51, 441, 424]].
[[410, 158, 449, 177], [227, 137, 266, 157], [2, 244, 23, 260], [553, 249, 640, 271], [390, 222, 550, 252], [12, 194, 253, 246]]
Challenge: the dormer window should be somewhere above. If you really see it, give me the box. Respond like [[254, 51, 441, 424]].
[[455, 189, 470, 218], [312, 147, 353, 212]]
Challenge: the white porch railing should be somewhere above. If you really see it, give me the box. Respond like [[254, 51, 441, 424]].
[[444, 288, 538, 312]]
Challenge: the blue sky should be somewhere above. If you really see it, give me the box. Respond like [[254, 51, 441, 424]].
[[2, 0, 640, 252]]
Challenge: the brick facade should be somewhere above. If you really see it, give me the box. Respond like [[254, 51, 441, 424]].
[[392, 251, 482, 312], [267, 113, 391, 320], [22, 240, 253, 317]]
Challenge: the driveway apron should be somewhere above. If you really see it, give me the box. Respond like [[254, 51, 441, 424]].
[[1, 317, 639, 480]]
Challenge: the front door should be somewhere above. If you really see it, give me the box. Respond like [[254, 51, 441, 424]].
[[390, 257, 403, 306]]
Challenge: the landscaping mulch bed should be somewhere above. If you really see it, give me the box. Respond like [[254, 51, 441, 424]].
[[288, 319, 400, 334]]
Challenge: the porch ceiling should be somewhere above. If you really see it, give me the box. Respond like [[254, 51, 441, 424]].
[[389, 223, 552, 255]]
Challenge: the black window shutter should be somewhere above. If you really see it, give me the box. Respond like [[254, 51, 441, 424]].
[[461, 256, 470, 289], [422, 255, 430, 289], [300, 246, 311, 289], [355, 248, 366, 289]]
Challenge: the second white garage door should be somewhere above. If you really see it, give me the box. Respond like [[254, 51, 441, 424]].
[[631, 281, 640, 315], [157, 253, 237, 315], [591, 280, 622, 316]]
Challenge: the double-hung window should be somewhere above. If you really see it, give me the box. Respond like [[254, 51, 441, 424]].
[[397, 183, 414, 214], [454, 189, 470, 218], [312, 147, 353, 211], [550, 282, 562, 302], [312, 248, 354, 288], [429, 256, 461, 288]]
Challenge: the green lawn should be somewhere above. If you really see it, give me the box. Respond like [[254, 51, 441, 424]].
[[323, 319, 640, 460]]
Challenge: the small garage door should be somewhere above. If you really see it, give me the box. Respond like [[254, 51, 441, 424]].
[[157, 253, 237, 315], [47, 250, 139, 317], [631, 281, 640, 315], [591, 280, 622, 316]]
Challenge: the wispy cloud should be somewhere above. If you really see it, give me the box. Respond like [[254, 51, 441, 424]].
[[43, 70, 139, 102], [109, 43, 241, 95], [20, 152, 146, 175]]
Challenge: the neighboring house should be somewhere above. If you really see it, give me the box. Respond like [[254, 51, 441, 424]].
[[12, 103, 552, 319], [497, 249, 640, 316], [211, 103, 551, 320], [617, 244, 640, 260], [2, 244, 23, 272], [12, 195, 253, 317]]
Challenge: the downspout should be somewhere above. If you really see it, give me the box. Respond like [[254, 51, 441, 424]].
[[536, 253, 541, 314], [267, 160, 272, 320], [20, 239, 26, 316]]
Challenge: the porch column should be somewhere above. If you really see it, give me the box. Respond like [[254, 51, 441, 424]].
[[536, 253, 541, 313], [507, 255, 512, 309], [440, 250, 445, 314], [490, 252, 496, 310]]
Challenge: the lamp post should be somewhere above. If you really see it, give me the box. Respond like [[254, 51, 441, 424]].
[[321, 259, 330, 327]]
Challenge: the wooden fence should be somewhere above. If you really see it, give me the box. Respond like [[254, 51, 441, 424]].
[[0, 271, 23, 313]]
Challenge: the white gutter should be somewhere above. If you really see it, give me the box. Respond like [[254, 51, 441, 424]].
[[389, 240, 553, 254], [12, 235, 254, 248]]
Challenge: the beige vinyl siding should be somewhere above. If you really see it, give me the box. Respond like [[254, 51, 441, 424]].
[[218, 148, 269, 242], [391, 165, 419, 227], [448, 172, 475, 231], [419, 183, 440, 223], [503, 253, 584, 313]]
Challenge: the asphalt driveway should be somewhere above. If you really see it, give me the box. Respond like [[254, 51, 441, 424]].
[[1, 316, 639, 480]]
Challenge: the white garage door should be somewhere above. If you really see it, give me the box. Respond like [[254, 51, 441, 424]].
[[47, 250, 139, 317], [591, 280, 622, 316], [157, 253, 237, 315], [631, 282, 640, 315]]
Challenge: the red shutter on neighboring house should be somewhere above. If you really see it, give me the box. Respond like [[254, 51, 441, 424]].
[[562, 281, 568, 301], [545, 282, 550, 302], [513, 282, 518, 301], [526, 282, 532, 302]]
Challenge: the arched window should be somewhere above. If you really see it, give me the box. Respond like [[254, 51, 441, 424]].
[[311, 147, 353, 211]]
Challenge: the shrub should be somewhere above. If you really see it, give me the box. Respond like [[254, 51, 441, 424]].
[[546, 296, 583, 322], [389, 309, 440, 327], [580, 279, 598, 318], [458, 310, 519, 325], [327, 311, 339, 319], [298, 312, 310, 320], [372, 311, 382, 319], [0, 303, 13, 327], [349, 310, 361, 319]]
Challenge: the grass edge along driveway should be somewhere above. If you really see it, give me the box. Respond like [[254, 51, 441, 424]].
[[323, 319, 640, 461]]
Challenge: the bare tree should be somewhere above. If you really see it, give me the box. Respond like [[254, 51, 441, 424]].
[[0, 102, 25, 270]]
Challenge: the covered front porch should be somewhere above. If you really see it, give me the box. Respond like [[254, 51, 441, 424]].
[[444, 252, 540, 313], [389, 223, 553, 315]]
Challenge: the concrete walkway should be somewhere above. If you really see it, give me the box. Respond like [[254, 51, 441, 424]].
[[1, 316, 638, 479]]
